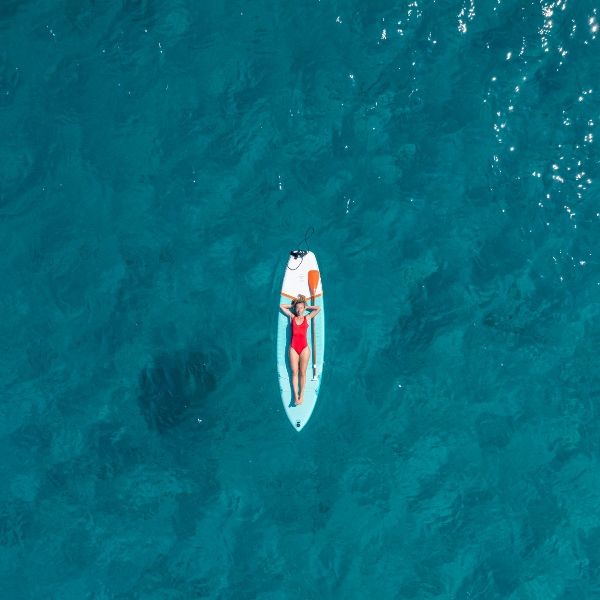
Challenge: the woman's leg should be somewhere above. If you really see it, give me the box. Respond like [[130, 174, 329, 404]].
[[289, 347, 300, 403], [297, 346, 310, 404]]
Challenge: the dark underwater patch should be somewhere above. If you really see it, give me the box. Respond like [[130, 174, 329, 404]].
[[137, 348, 219, 433]]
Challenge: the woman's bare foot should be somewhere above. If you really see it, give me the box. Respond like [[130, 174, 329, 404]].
[[296, 394, 304, 405]]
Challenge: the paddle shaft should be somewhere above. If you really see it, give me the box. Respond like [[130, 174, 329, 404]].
[[310, 297, 318, 378], [308, 269, 320, 379]]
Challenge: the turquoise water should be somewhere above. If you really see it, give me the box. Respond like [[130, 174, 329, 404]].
[[1, 0, 599, 597]]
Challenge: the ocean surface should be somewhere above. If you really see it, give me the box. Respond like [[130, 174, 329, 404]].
[[1, 0, 599, 598]]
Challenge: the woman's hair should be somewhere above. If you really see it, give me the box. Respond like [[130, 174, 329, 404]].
[[292, 294, 307, 308]]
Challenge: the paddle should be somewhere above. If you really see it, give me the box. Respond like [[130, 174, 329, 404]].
[[308, 269, 320, 380]]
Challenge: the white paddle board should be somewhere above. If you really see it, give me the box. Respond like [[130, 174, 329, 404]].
[[277, 250, 325, 431]]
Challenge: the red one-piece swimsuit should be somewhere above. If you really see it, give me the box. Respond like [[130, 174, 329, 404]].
[[290, 316, 309, 355]]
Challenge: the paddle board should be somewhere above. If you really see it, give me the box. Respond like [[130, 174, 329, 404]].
[[277, 250, 325, 431]]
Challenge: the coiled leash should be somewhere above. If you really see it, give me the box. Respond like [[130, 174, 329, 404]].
[[287, 226, 314, 270]]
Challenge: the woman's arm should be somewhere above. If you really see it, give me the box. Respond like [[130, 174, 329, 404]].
[[307, 306, 321, 319], [279, 304, 294, 318]]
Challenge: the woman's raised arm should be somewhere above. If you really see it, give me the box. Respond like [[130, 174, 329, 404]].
[[307, 305, 321, 319], [280, 304, 294, 318]]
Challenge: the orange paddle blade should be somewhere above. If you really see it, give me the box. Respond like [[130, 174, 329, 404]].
[[308, 270, 320, 292]]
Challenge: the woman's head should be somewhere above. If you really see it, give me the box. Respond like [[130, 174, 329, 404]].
[[292, 294, 307, 314]]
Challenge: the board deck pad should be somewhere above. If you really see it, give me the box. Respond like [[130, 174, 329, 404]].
[[277, 251, 325, 431]]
